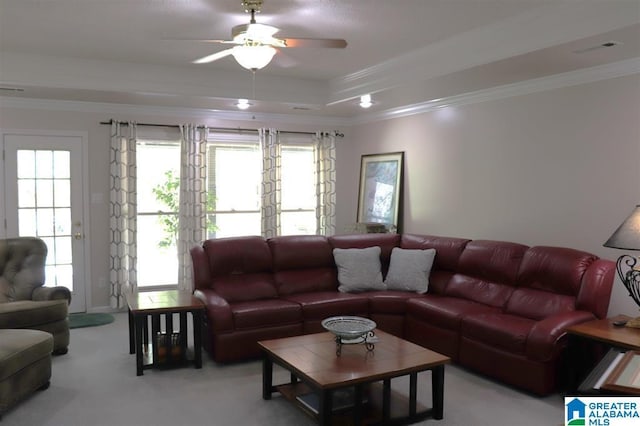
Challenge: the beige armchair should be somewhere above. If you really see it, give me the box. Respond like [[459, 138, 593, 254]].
[[0, 237, 71, 354]]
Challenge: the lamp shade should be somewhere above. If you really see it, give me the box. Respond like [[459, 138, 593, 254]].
[[232, 45, 276, 70], [604, 205, 640, 250]]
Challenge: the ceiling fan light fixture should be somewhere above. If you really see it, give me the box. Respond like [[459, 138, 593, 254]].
[[232, 45, 276, 70]]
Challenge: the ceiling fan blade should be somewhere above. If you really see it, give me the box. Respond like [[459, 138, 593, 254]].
[[281, 38, 347, 48], [166, 38, 237, 44], [193, 49, 234, 64]]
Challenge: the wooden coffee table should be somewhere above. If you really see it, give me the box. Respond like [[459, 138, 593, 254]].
[[126, 290, 204, 376], [259, 330, 450, 425]]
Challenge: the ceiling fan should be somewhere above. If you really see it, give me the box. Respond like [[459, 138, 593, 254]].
[[190, 0, 347, 70]]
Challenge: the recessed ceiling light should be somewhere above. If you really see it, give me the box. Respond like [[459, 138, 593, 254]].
[[236, 98, 252, 110], [359, 94, 373, 109]]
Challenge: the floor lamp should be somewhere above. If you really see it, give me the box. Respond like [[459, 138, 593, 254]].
[[603, 205, 640, 326]]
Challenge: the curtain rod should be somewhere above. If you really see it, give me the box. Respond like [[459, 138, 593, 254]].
[[100, 120, 343, 137]]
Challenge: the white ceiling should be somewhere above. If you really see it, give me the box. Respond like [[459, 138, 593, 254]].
[[0, 0, 639, 119]]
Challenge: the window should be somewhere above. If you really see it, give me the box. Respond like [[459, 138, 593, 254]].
[[136, 140, 180, 287], [135, 131, 318, 287], [281, 144, 315, 235], [206, 139, 261, 238], [205, 132, 317, 237], [16, 149, 73, 290]]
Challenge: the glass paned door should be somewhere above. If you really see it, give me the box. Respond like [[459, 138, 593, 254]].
[[3, 133, 86, 313]]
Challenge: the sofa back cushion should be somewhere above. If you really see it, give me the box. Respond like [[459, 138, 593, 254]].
[[445, 240, 528, 308], [516, 246, 597, 295], [400, 234, 470, 294], [506, 246, 598, 320], [202, 236, 277, 302], [329, 234, 400, 276], [505, 288, 576, 320], [268, 235, 338, 295], [0, 237, 48, 302]]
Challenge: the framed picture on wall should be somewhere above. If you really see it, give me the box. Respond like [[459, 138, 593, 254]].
[[357, 152, 404, 232]]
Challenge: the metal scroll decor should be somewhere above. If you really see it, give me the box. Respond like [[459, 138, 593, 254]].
[[619, 255, 640, 307], [333, 331, 377, 356]]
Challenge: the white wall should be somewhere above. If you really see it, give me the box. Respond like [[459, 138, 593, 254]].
[[2, 73, 639, 315], [337, 74, 640, 316]]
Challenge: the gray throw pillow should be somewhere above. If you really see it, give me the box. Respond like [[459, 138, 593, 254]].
[[384, 247, 436, 293], [333, 246, 385, 293]]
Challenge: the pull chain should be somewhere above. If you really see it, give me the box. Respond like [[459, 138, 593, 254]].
[[251, 71, 257, 119], [252, 70, 256, 101]]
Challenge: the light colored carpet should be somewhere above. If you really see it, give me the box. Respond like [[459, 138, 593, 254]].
[[2, 312, 565, 425]]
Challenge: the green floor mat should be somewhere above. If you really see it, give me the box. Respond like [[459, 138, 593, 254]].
[[69, 313, 115, 329]]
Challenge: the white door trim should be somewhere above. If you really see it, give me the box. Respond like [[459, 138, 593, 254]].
[[1, 128, 91, 313]]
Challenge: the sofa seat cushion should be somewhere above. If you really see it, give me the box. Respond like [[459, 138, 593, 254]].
[[230, 299, 302, 330], [406, 295, 499, 330], [0, 300, 67, 329], [461, 313, 534, 354], [283, 292, 369, 320], [368, 291, 421, 314]]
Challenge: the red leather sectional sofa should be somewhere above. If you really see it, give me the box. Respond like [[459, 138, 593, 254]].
[[190, 233, 615, 395]]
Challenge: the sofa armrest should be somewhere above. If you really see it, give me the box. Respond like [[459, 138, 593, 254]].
[[194, 288, 233, 332], [577, 259, 615, 319], [526, 310, 595, 361], [32, 286, 72, 303], [191, 245, 212, 291]]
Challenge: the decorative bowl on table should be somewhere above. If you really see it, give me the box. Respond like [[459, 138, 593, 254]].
[[321, 316, 377, 344]]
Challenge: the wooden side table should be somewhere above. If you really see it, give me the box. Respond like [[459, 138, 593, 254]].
[[565, 315, 640, 392], [566, 315, 640, 350], [126, 290, 205, 376]]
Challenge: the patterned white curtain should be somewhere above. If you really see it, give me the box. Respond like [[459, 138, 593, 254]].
[[260, 128, 281, 238], [177, 124, 208, 291], [314, 132, 337, 236], [109, 121, 137, 309]]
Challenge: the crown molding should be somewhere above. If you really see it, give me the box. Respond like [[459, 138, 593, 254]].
[[2, 57, 638, 128], [0, 97, 351, 128], [328, 2, 640, 105], [352, 57, 640, 125]]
